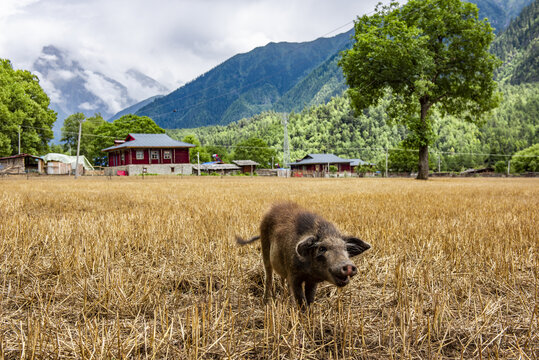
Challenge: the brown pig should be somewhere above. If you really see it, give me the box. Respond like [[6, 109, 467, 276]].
[[236, 202, 371, 307]]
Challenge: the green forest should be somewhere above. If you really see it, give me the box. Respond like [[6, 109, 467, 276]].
[[167, 0, 539, 173], [168, 81, 538, 172]]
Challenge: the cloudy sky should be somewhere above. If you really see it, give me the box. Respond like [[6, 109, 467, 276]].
[[1, 0, 384, 92]]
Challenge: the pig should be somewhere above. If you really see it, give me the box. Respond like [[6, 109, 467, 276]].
[[236, 202, 371, 307]]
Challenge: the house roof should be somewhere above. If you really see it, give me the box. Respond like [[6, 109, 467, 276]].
[[232, 160, 260, 166], [0, 153, 42, 161], [289, 154, 351, 166], [349, 159, 376, 167], [42, 153, 94, 170], [102, 133, 195, 152], [193, 164, 241, 171]]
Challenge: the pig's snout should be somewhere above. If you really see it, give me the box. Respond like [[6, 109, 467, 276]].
[[341, 264, 357, 277], [330, 263, 357, 287]]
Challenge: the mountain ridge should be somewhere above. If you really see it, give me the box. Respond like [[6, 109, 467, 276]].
[[134, 29, 354, 129]]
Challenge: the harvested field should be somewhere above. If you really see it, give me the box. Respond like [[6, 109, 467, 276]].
[[0, 177, 537, 359]]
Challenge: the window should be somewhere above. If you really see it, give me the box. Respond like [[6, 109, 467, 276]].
[[121, 153, 125, 162], [171, 167, 175, 173], [151, 151, 159, 160], [136, 150, 144, 160], [163, 150, 171, 160]]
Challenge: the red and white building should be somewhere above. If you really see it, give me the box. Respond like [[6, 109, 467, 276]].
[[102, 133, 195, 175]]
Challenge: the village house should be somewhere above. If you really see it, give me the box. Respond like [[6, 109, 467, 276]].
[[232, 160, 260, 175], [102, 133, 195, 176], [289, 154, 352, 177], [350, 159, 377, 174], [0, 154, 44, 174]]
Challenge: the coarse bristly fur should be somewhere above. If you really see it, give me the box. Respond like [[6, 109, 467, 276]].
[[236, 202, 371, 307]]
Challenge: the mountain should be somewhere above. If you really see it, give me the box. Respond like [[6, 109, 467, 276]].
[[491, 0, 538, 84], [132, 0, 532, 131], [467, 0, 534, 32], [135, 29, 354, 129], [32, 45, 168, 141], [109, 95, 164, 121]]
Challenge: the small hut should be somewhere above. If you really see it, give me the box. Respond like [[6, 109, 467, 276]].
[[42, 153, 94, 175], [232, 160, 260, 175], [0, 154, 44, 174], [192, 163, 241, 175]]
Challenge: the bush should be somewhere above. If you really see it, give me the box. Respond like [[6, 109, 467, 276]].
[[494, 160, 507, 173], [511, 144, 539, 172]]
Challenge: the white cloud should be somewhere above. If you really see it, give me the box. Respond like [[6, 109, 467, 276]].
[[1, 0, 384, 97], [78, 102, 98, 111]]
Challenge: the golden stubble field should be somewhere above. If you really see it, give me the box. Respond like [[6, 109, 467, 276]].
[[0, 176, 537, 359]]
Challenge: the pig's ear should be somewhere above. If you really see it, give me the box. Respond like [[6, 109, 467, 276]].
[[296, 236, 317, 258], [344, 237, 371, 257]]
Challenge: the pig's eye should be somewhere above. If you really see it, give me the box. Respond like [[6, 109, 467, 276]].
[[318, 246, 327, 253]]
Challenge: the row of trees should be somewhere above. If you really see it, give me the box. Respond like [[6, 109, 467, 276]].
[[60, 114, 165, 165], [168, 80, 538, 173]]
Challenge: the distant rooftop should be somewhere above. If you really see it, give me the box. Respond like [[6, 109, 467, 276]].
[[289, 154, 351, 166], [232, 160, 260, 166]]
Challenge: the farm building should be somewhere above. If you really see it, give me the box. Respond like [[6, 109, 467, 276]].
[[102, 133, 195, 176], [42, 153, 94, 175], [289, 154, 352, 177], [0, 154, 44, 174], [232, 160, 260, 174], [193, 163, 242, 175], [350, 159, 376, 174]]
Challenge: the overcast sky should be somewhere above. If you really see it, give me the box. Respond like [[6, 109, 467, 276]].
[[1, 0, 384, 91]]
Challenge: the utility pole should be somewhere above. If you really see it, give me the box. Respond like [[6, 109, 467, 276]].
[[385, 149, 389, 178], [507, 160, 511, 175], [282, 114, 290, 169], [197, 152, 200, 176], [74, 118, 83, 179], [18, 126, 21, 154], [438, 154, 441, 173]]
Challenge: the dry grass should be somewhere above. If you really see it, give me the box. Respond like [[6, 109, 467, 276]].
[[0, 176, 537, 359]]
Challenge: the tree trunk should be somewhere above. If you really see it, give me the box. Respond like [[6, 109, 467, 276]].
[[417, 145, 429, 180], [417, 99, 430, 180]]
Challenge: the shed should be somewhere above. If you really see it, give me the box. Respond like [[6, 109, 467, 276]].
[[289, 154, 352, 177], [42, 153, 94, 175], [232, 160, 260, 175], [349, 159, 376, 173], [0, 154, 44, 174], [193, 163, 241, 175]]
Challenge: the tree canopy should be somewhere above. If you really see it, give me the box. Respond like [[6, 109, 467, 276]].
[[233, 137, 277, 168], [511, 143, 539, 172], [89, 114, 164, 165], [0, 59, 56, 156], [61, 113, 107, 164], [339, 0, 501, 179]]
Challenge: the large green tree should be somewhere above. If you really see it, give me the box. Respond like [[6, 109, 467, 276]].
[[339, 0, 501, 179], [0, 59, 56, 156]]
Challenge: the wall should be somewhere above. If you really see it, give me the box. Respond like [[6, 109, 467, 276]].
[[105, 164, 193, 176]]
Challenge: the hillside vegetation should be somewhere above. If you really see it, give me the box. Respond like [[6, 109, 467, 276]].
[[491, 0, 539, 84], [169, 82, 538, 171]]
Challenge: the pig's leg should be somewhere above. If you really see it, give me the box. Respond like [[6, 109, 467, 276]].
[[304, 281, 318, 305]]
